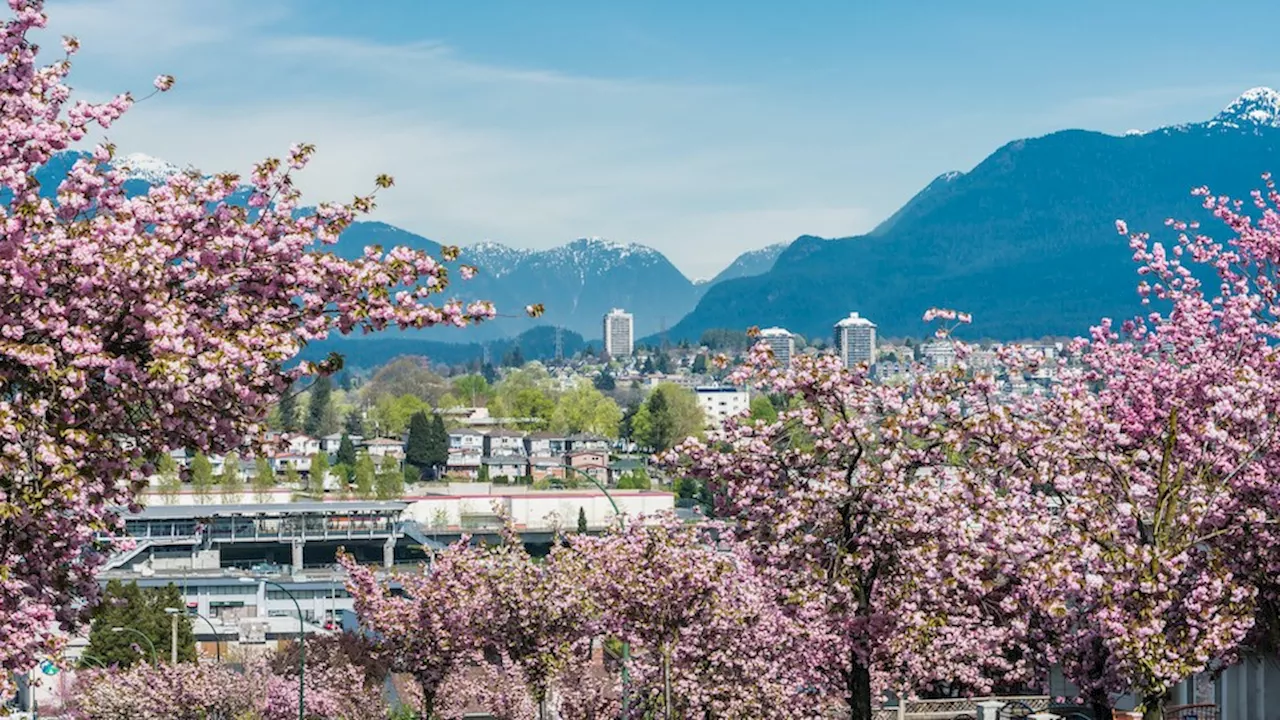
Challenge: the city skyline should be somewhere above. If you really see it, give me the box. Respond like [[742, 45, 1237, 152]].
[[36, 0, 1280, 277]]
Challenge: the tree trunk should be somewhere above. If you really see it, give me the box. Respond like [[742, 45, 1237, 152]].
[[848, 659, 873, 720], [1141, 691, 1168, 720], [1090, 699, 1113, 720], [664, 644, 674, 720]]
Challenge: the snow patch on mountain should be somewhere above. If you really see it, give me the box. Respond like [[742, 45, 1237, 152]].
[[1151, 87, 1280, 135], [461, 240, 531, 278], [109, 152, 184, 183]]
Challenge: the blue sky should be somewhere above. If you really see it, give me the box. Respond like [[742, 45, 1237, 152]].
[[38, 0, 1280, 278]]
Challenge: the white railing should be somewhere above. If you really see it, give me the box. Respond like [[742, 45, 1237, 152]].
[[873, 696, 1051, 720]]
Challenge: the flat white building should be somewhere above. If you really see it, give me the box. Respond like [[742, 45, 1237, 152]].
[[695, 386, 750, 428], [758, 327, 796, 365], [834, 312, 877, 368], [603, 308, 634, 358]]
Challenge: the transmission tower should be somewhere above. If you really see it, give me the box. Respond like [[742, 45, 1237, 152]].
[[482, 342, 491, 366], [554, 326, 564, 363]]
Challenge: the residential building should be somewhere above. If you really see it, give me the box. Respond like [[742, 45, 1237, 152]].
[[482, 455, 528, 480], [525, 431, 568, 457], [919, 341, 957, 369], [448, 428, 485, 452], [758, 327, 796, 365], [566, 433, 611, 453], [445, 449, 482, 479], [834, 312, 877, 367], [484, 428, 527, 456], [362, 437, 405, 460], [319, 433, 359, 455], [567, 449, 610, 484], [695, 386, 751, 427], [272, 432, 321, 457], [603, 308, 634, 358], [528, 455, 567, 481]]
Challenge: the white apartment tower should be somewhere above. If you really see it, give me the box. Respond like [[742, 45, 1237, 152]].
[[603, 308, 634, 358], [834, 312, 877, 367], [758, 327, 796, 365]]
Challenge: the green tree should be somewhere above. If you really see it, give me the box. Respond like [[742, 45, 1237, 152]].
[[308, 453, 329, 493], [370, 393, 429, 437], [343, 408, 366, 436], [84, 581, 195, 668], [375, 456, 405, 499], [550, 380, 623, 437], [451, 374, 492, 407], [748, 394, 779, 424], [577, 507, 588, 534], [278, 384, 299, 432], [616, 467, 652, 490], [190, 453, 215, 504], [405, 411, 433, 475], [691, 353, 708, 374], [354, 452, 376, 499], [478, 464, 491, 483], [336, 434, 358, 468], [253, 456, 276, 502], [645, 383, 704, 451], [361, 356, 450, 407], [481, 362, 499, 385], [283, 463, 302, 489], [593, 368, 616, 391], [305, 375, 336, 437], [427, 414, 449, 474], [218, 453, 243, 503], [156, 452, 181, 500]]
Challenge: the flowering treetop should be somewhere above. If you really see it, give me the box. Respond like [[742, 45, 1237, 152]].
[[0, 0, 517, 684]]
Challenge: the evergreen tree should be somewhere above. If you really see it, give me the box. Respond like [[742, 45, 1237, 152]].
[[691, 353, 708, 374], [645, 388, 676, 452], [218, 453, 243, 503], [253, 456, 276, 501], [354, 452, 376, 499], [343, 408, 365, 437], [278, 384, 299, 432], [593, 368, 616, 391], [190, 453, 215, 504], [577, 506, 588, 534], [375, 456, 404, 499], [308, 453, 329, 493], [405, 411, 432, 474], [305, 375, 334, 436], [481, 362, 498, 385], [336, 434, 358, 468], [426, 414, 449, 476], [478, 464, 491, 483], [84, 581, 195, 667], [655, 352, 671, 374]]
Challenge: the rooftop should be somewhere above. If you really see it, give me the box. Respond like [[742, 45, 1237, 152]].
[[120, 500, 409, 520]]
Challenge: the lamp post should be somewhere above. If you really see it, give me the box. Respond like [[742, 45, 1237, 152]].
[[557, 463, 631, 718], [163, 607, 181, 664], [77, 654, 106, 669], [186, 609, 223, 663], [242, 576, 305, 720], [110, 627, 158, 666]]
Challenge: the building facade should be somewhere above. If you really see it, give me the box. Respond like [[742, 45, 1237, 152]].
[[758, 327, 796, 365], [603, 308, 634, 358], [834, 312, 877, 368], [695, 386, 750, 428]]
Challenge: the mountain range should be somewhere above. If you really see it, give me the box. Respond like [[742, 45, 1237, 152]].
[[32, 86, 1280, 353], [663, 87, 1280, 343], [32, 153, 789, 342]]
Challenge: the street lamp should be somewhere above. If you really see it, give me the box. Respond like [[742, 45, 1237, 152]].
[[241, 576, 305, 720], [110, 627, 158, 666], [77, 654, 106, 669], [173, 608, 224, 663], [556, 463, 631, 718]]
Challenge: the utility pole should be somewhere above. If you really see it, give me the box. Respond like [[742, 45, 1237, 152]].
[[170, 610, 178, 664]]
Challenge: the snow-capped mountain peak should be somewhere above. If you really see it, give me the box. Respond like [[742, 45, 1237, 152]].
[[460, 240, 530, 278], [1212, 87, 1280, 128], [109, 152, 184, 183]]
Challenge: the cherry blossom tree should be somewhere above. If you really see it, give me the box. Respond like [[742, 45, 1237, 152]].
[[666, 339, 1052, 720], [339, 546, 489, 718], [572, 518, 828, 719], [1018, 197, 1280, 719], [0, 0, 517, 684]]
